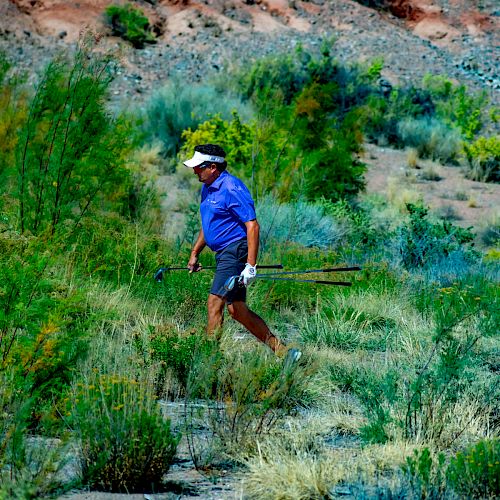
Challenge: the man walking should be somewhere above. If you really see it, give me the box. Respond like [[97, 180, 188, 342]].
[[184, 143, 300, 362]]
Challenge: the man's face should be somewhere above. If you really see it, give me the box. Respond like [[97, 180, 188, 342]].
[[193, 163, 219, 185]]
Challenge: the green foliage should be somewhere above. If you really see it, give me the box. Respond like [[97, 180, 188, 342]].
[[181, 112, 254, 178], [402, 440, 500, 499], [105, 3, 156, 48], [149, 325, 210, 389], [403, 448, 447, 499], [15, 40, 134, 236], [463, 135, 500, 183], [447, 438, 500, 497], [186, 343, 311, 461], [423, 75, 488, 140], [0, 52, 27, 185], [0, 367, 70, 499], [72, 372, 180, 492], [398, 204, 476, 270], [141, 81, 252, 160], [0, 235, 90, 413], [397, 117, 462, 163]]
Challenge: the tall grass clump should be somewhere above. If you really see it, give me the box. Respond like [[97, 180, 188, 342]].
[[357, 275, 498, 446], [15, 36, 134, 236], [185, 341, 312, 467], [397, 117, 462, 163], [257, 195, 347, 250]]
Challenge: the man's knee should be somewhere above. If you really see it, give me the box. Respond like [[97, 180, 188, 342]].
[[208, 294, 225, 317], [227, 301, 248, 322]]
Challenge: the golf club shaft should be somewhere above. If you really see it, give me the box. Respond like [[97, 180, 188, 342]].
[[256, 276, 352, 286], [163, 264, 284, 271], [257, 266, 361, 277]]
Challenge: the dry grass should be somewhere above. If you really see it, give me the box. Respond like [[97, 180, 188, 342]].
[[387, 176, 423, 211], [406, 147, 419, 169]]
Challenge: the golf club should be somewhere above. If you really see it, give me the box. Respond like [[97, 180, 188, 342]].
[[154, 264, 284, 282], [224, 274, 353, 291], [257, 266, 361, 277]]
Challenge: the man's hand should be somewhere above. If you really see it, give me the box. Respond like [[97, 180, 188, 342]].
[[240, 263, 257, 287], [188, 254, 202, 273]]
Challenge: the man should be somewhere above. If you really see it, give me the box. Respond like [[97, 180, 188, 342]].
[[184, 143, 301, 362]]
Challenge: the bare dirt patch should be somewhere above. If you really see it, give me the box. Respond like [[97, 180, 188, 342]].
[[363, 143, 500, 234]]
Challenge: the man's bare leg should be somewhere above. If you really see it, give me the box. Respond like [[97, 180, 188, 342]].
[[227, 301, 285, 354], [207, 293, 225, 339]]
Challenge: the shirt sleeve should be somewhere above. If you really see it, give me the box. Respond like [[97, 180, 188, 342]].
[[226, 181, 256, 223]]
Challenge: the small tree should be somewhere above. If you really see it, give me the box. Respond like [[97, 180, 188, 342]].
[[16, 37, 134, 236]]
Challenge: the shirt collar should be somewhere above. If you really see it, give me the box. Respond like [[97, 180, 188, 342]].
[[207, 170, 228, 191]]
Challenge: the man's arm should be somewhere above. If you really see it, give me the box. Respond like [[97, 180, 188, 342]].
[[245, 219, 259, 267], [188, 228, 206, 272]]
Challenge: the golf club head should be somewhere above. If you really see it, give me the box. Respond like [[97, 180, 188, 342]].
[[154, 267, 166, 282], [224, 275, 241, 291]]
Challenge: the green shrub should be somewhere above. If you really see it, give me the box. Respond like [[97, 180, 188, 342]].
[[447, 439, 500, 498], [15, 39, 134, 236], [423, 75, 487, 140], [398, 204, 476, 270], [181, 112, 254, 179], [105, 4, 156, 49], [403, 448, 447, 499], [149, 325, 210, 389], [463, 135, 500, 183], [72, 372, 180, 492], [397, 117, 462, 162], [185, 344, 311, 463], [141, 81, 252, 160], [0, 234, 90, 414], [0, 52, 27, 185]]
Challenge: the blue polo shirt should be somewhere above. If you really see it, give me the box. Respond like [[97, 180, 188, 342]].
[[200, 171, 256, 252]]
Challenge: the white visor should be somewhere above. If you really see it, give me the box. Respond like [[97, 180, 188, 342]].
[[183, 151, 225, 168]]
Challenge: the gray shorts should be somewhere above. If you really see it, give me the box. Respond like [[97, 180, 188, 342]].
[[211, 239, 247, 304]]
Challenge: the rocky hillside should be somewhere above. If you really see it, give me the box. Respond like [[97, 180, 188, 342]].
[[1, 0, 498, 108]]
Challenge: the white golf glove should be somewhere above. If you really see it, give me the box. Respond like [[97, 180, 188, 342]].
[[239, 263, 257, 287]]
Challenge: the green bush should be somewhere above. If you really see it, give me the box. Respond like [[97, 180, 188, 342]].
[[105, 4, 156, 49], [186, 344, 311, 463], [15, 40, 134, 236], [397, 117, 462, 162], [423, 75, 488, 140], [403, 448, 447, 499], [447, 438, 500, 498], [149, 325, 210, 389], [398, 204, 476, 270], [463, 135, 500, 183], [181, 112, 254, 179], [141, 81, 252, 160], [72, 372, 180, 492]]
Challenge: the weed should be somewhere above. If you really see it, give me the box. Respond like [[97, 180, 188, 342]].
[[420, 165, 442, 181], [185, 342, 312, 466], [403, 448, 447, 499]]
